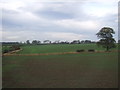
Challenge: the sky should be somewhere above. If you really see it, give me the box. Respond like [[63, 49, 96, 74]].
[[0, 0, 119, 42]]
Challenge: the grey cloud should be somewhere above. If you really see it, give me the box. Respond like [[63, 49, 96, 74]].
[[1, 0, 118, 42]]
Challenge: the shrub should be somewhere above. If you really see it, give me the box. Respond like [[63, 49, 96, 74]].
[[88, 49, 95, 52], [11, 45, 21, 50], [3, 49, 9, 53], [76, 49, 85, 52]]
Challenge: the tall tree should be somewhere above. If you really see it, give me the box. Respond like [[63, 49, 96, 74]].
[[26, 40, 30, 44], [71, 40, 80, 44], [43, 40, 51, 44], [32, 40, 41, 45], [32, 40, 38, 45], [96, 27, 116, 51]]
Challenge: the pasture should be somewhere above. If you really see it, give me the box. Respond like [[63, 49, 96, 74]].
[[2, 44, 118, 88], [16, 44, 116, 54]]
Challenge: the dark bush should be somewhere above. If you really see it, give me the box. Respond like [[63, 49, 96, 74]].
[[11, 45, 21, 50], [2, 45, 21, 54], [88, 49, 95, 52], [3, 49, 9, 53], [76, 49, 85, 52]]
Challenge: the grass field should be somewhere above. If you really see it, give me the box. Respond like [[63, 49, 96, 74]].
[[17, 44, 117, 54], [2, 46, 11, 52], [2, 44, 118, 88]]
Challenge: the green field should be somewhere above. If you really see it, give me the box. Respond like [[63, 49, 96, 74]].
[[2, 44, 118, 88], [2, 46, 11, 51], [17, 44, 117, 54]]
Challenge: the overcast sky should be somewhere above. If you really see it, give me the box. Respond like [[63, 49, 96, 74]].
[[1, 0, 119, 42]]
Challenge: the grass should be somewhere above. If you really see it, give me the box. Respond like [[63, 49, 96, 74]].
[[17, 44, 107, 54], [2, 44, 118, 88], [2, 46, 11, 52]]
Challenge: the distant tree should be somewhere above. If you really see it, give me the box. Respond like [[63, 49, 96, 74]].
[[96, 27, 116, 51], [54, 40, 60, 44], [26, 40, 30, 44], [91, 41, 96, 43], [81, 40, 85, 44], [51, 40, 58, 44], [2, 42, 19, 45], [37, 40, 41, 44], [84, 40, 91, 44], [64, 41, 69, 44], [32, 40, 37, 45], [60, 41, 65, 44], [71, 40, 80, 44], [43, 40, 51, 44], [32, 40, 41, 45]]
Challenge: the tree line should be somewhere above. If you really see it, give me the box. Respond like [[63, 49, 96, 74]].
[[25, 40, 96, 45], [2, 27, 118, 52], [1, 40, 96, 45]]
